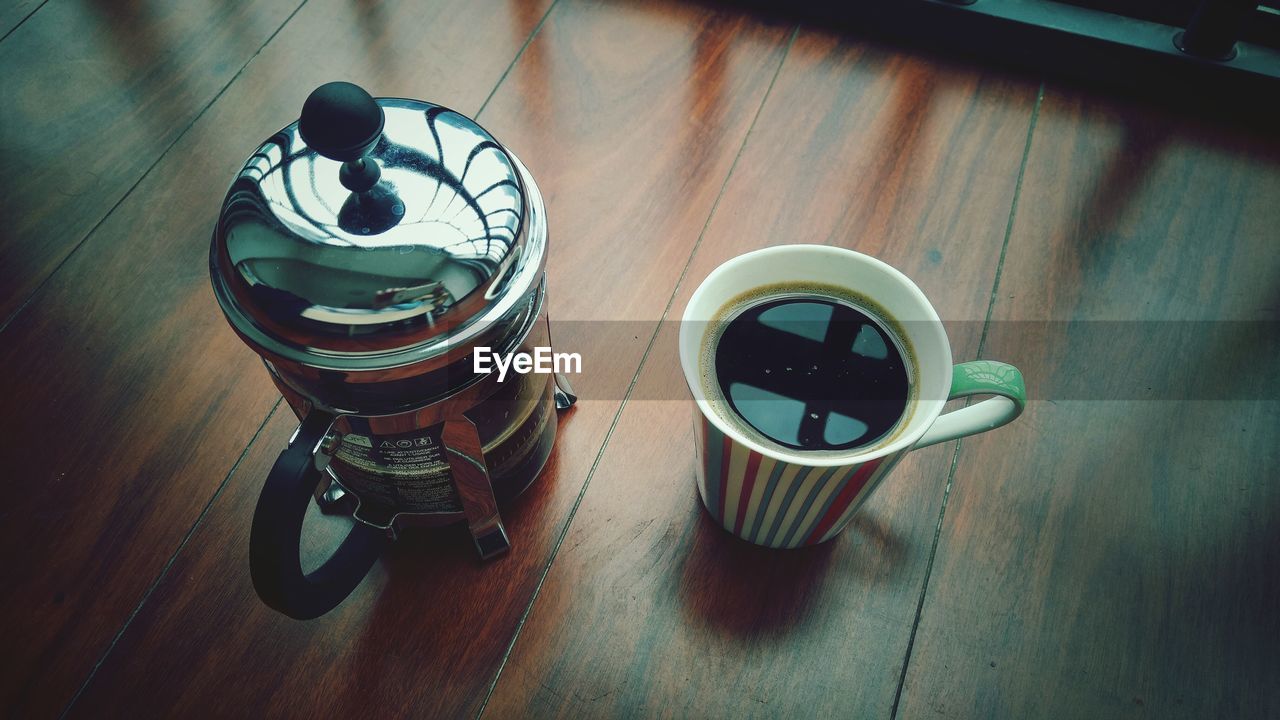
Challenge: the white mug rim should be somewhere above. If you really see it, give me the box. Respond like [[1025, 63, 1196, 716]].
[[679, 245, 952, 468]]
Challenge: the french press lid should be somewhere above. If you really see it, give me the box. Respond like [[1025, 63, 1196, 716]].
[[210, 82, 538, 369]]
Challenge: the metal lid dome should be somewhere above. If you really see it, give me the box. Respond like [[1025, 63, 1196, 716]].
[[211, 83, 538, 367]]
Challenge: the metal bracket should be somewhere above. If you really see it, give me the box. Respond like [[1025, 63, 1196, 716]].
[[554, 373, 578, 410], [315, 482, 358, 516], [442, 415, 511, 560]]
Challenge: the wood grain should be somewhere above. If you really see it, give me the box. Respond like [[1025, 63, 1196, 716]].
[[9, 0, 1272, 716], [896, 90, 1280, 719], [0, 0, 303, 323], [66, 1, 793, 717], [0, 0, 557, 715], [482, 28, 1039, 718]]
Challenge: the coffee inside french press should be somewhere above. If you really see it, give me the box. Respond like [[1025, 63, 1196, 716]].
[[209, 82, 575, 619]]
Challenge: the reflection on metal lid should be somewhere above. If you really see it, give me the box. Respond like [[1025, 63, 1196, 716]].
[[212, 98, 534, 358]]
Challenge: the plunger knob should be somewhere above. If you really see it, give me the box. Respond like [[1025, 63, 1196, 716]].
[[298, 81, 385, 162]]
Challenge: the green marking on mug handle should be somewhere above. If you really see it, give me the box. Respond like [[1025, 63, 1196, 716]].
[[914, 360, 1027, 449]]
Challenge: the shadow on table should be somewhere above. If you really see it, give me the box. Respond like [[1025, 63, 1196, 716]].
[[673, 495, 907, 639]]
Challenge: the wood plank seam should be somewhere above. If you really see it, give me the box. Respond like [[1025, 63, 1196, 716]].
[[973, 82, 1048, 366], [474, 23, 804, 719], [475, 0, 563, 118], [887, 80, 1046, 720], [4, 0, 578, 714], [0, 0, 47, 44], [47, 2, 564, 713], [0, 0, 310, 335], [56, 399, 285, 719]]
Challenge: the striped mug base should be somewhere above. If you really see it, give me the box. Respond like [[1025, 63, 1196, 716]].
[[695, 415, 906, 549]]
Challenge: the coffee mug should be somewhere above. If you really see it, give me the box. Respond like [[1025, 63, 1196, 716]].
[[678, 245, 1026, 548]]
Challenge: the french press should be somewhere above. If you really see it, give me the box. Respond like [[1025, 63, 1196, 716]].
[[209, 82, 576, 619]]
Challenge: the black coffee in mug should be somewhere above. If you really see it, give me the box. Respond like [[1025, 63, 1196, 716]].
[[705, 282, 914, 452]]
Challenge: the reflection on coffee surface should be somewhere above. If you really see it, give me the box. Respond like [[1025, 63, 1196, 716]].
[[710, 291, 911, 452]]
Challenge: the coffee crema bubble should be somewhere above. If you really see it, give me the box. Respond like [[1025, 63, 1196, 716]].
[[700, 281, 917, 454]]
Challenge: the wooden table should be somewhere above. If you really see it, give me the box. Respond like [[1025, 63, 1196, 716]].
[[2, 0, 1276, 717]]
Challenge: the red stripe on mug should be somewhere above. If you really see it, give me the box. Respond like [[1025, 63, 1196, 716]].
[[718, 434, 734, 523], [803, 458, 882, 545], [699, 416, 708, 466], [733, 450, 763, 536]]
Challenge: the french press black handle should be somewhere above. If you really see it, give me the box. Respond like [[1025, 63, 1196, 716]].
[[250, 409, 386, 620]]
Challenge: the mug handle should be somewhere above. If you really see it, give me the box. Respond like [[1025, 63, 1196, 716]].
[[913, 360, 1027, 449], [250, 409, 387, 620]]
